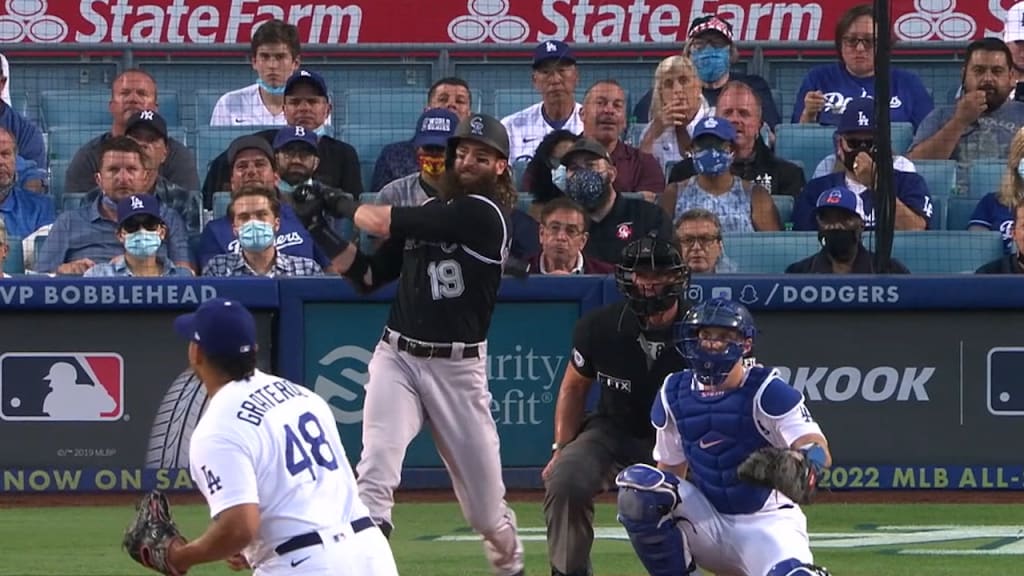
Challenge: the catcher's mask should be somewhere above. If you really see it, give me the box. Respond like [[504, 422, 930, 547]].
[[676, 297, 756, 387], [615, 233, 690, 319], [444, 113, 510, 169]]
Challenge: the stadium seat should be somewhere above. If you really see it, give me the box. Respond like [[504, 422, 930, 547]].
[[946, 196, 979, 231], [890, 122, 914, 154], [46, 124, 107, 162], [339, 125, 411, 192], [723, 232, 821, 273], [40, 90, 181, 129], [966, 161, 1005, 199], [913, 159, 957, 198], [212, 191, 231, 220], [194, 90, 224, 126], [512, 158, 531, 191], [61, 192, 87, 213], [775, 124, 836, 181], [876, 230, 1004, 273], [194, 126, 261, 177], [927, 194, 947, 230], [773, 195, 794, 225], [4, 235, 24, 274], [625, 123, 648, 147], [343, 88, 427, 129], [48, 158, 70, 204]]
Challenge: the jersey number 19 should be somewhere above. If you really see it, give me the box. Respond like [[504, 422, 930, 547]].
[[284, 411, 339, 480], [427, 259, 465, 300]]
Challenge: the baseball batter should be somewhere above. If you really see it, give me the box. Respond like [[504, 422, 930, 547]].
[[295, 114, 525, 576], [122, 298, 397, 576], [615, 299, 833, 576]]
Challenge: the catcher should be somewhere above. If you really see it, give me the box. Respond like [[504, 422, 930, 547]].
[[614, 298, 833, 576]]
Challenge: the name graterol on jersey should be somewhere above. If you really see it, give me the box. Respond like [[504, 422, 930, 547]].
[[236, 378, 310, 426], [0, 283, 219, 306]]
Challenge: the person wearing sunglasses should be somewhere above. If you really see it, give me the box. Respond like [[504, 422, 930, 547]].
[[792, 4, 932, 130], [84, 194, 192, 277]]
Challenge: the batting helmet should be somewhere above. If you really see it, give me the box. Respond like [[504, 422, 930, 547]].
[[615, 233, 690, 318], [675, 298, 756, 387], [445, 114, 510, 165]]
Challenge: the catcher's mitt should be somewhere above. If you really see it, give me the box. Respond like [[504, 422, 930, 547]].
[[123, 490, 187, 575], [737, 446, 820, 504]]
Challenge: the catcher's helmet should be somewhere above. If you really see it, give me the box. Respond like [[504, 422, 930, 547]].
[[445, 114, 510, 165], [615, 233, 690, 318], [675, 298, 756, 386]]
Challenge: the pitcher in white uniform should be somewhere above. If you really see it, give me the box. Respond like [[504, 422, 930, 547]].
[[165, 298, 398, 576]]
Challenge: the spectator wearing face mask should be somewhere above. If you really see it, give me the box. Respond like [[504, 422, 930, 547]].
[[203, 185, 323, 277], [521, 129, 580, 219], [84, 194, 193, 277], [561, 138, 672, 264], [377, 108, 459, 207], [795, 98, 931, 231], [658, 116, 781, 232], [786, 187, 909, 274]]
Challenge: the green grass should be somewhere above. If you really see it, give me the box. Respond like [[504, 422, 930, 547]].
[[1, 502, 1022, 575]]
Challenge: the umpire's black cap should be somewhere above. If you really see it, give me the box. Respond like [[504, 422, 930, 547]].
[[446, 114, 510, 161]]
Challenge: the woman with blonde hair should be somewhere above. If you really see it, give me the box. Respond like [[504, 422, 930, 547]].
[[967, 127, 1024, 253], [638, 55, 710, 171]]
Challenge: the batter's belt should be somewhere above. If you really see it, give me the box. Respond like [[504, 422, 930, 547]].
[[382, 328, 481, 360]]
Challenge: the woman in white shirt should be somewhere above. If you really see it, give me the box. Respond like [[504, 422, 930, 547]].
[[638, 55, 711, 171]]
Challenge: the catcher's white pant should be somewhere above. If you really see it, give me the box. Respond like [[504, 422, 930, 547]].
[[674, 479, 813, 576], [254, 522, 398, 576]]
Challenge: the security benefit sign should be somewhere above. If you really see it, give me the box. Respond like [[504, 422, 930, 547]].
[[755, 310, 1024, 487], [0, 311, 274, 493], [304, 302, 577, 467]]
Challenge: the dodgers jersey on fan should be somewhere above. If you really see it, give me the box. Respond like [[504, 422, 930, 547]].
[[189, 370, 366, 568], [651, 366, 823, 515], [501, 101, 584, 162], [969, 193, 1015, 253], [793, 170, 933, 231], [791, 63, 933, 129]]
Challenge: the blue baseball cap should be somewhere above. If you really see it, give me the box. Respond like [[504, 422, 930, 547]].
[[692, 116, 737, 143], [174, 298, 257, 358], [412, 108, 459, 149], [285, 69, 330, 101], [273, 125, 319, 152], [533, 40, 576, 68], [836, 97, 876, 134], [116, 194, 161, 226], [815, 187, 861, 215]]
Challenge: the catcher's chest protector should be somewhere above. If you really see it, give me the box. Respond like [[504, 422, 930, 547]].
[[665, 367, 774, 514]]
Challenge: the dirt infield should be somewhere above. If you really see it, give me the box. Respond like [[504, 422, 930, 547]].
[[2, 489, 1023, 509]]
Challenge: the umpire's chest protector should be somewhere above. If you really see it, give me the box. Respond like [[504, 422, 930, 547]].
[[666, 367, 775, 515]]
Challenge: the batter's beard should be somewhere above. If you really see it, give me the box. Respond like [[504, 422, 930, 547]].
[[441, 169, 497, 202]]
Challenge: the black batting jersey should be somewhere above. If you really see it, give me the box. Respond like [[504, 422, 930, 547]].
[[386, 194, 510, 343], [571, 299, 689, 439]]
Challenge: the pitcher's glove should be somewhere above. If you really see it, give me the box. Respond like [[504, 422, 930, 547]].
[[123, 491, 187, 575], [737, 446, 823, 504]]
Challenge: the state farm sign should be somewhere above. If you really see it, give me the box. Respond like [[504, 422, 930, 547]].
[[0, 0, 1012, 45]]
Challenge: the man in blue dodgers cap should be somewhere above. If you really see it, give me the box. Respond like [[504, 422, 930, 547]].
[[502, 40, 584, 163], [793, 97, 932, 232], [148, 298, 400, 576], [85, 193, 193, 277], [786, 186, 910, 274]]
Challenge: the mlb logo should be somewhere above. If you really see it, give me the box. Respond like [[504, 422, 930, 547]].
[[0, 353, 124, 421], [987, 347, 1024, 416]]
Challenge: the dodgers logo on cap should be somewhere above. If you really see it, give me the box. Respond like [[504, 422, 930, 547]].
[[130, 195, 144, 210], [470, 116, 485, 136], [703, 117, 718, 129]]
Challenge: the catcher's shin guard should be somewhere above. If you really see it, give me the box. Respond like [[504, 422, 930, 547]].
[[615, 464, 695, 576], [767, 558, 832, 576]]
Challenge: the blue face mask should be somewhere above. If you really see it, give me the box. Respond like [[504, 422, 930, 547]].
[[124, 230, 161, 258], [238, 220, 276, 252], [550, 165, 567, 192], [692, 46, 731, 83], [693, 148, 734, 176], [257, 78, 287, 95], [565, 168, 608, 210]]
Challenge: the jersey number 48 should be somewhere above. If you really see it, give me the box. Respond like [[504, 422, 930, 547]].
[[284, 411, 339, 480]]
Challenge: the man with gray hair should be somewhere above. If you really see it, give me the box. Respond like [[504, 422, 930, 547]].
[[675, 208, 736, 273], [0, 126, 54, 239]]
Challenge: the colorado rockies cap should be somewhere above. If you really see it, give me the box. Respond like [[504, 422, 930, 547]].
[[688, 15, 734, 42], [1007, 2, 1024, 43], [815, 186, 861, 216], [285, 69, 330, 101], [116, 194, 161, 225], [125, 109, 168, 140], [692, 116, 738, 143], [227, 135, 275, 167], [174, 298, 257, 358], [836, 97, 877, 134], [533, 40, 576, 68], [413, 108, 459, 149], [272, 125, 319, 152]]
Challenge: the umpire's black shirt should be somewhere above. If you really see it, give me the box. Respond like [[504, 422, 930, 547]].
[[200, 129, 364, 208], [586, 192, 674, 265], [668, 137, 805, 198], [571, 299, 690, 439]]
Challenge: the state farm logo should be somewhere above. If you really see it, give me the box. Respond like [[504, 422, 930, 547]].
[[894, 0, 975, 41], [449, 0, 529, 43], [0, 0, 68, 43]]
